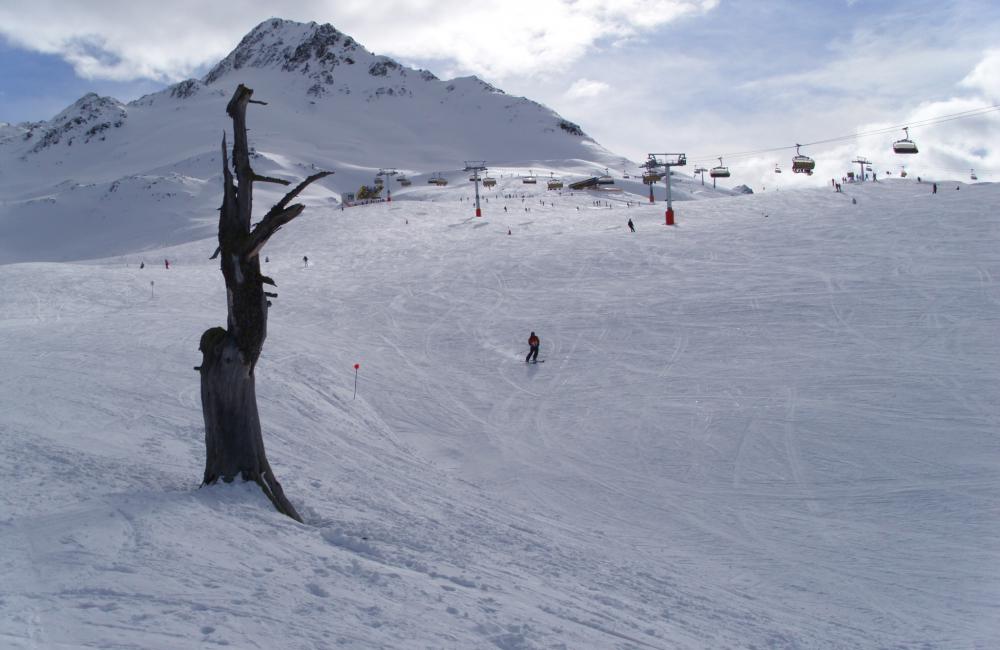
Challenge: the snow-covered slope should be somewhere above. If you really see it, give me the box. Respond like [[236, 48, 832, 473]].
[[0, 17, 729, 264], [2, 179, 998, 648]]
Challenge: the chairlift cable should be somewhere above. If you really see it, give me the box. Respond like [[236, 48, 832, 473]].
[[686, 103, 1000, 166]]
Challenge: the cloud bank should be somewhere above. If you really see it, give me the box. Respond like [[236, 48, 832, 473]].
[[0, 0, 718, 82]]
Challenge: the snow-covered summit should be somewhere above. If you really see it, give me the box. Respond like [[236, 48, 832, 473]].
[[18, 93, 127, 155], [0, 17, 707, 264], [204, 19, 373, 85]]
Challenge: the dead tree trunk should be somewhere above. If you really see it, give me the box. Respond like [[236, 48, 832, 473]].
[[197, 84, 331, 522]]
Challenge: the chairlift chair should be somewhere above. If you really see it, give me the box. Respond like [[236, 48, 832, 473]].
[[547, 177, 563, 190], [523, 170, 537, 184], [892, 127, 918, 154], [642, 159, 662, 184], [970, 169, 978, 181], [792, 145, 815, 174], [597, 168, 614, 184], [709, 157, 730, 179], [483, 176, 497, 187], [774, 164, 782, 174]]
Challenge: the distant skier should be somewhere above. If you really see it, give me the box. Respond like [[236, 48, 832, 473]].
[[932, 183, 937, 194], [264, 256, 269, 263], [303, 255, 309, 268], [164, 259, 170, 269], [627, 218, 635, 232], [525, 331, 540, 363], [139, 261, 145, 269]]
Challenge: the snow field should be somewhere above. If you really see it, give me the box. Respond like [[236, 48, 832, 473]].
[[1, 178, 998, 648]]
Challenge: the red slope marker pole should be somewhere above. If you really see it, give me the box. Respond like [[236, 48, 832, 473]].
[[353, 363, 360, 400]]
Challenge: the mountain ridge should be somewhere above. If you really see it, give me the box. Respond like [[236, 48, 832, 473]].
[[0, 17, 717, 264]]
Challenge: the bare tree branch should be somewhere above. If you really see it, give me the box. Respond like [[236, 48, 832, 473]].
[[244, 204, 304, 259], [271, 171, 333, 214], [253, 174, 292, 186]]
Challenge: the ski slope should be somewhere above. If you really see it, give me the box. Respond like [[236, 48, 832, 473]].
[[1, 178, 998, 648]]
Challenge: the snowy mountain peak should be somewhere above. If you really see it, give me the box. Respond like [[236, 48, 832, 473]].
[[0, 16, 639, 263], [204, 18, 371, 85], [21, 92, 126, 154]]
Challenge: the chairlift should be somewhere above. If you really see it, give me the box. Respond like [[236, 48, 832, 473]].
[[642, 159, 663, 184], [791, 144, 815, 174], [774, 164, 782, 174], [597, 168, 614, 184], [899, 166, 907, 178], [523, 169, 537, 184], [398, 176, 412, 186], [428, 173, 447, 186], [970, 169, 978, 181], [547, 175, 563, 190], [892, 127, 918, 154], [709, 157, 730, 179], [483, 175, 497, 188]]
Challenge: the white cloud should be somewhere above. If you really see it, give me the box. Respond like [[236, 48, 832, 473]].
[[960, 49, 1000, 100], [0, 0, 718, 82], [565, 78, 610, 99]]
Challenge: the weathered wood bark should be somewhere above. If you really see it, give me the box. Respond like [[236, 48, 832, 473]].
[[198, 84, 331, 522]]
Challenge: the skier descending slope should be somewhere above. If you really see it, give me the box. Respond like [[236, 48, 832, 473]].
[[526, 331, 540, 363]]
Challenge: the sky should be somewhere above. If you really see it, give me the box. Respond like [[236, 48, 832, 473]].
[[1, 0, 998, 187]]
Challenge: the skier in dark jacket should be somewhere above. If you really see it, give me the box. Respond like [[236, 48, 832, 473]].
[[525, 332, 540, 363], [627, 218, 635, 232]]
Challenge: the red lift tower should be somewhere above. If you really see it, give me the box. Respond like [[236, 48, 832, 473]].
[[648, 153, 687, 225]]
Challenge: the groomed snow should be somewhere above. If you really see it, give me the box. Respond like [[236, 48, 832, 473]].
[[1, 178, 998, 648]]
